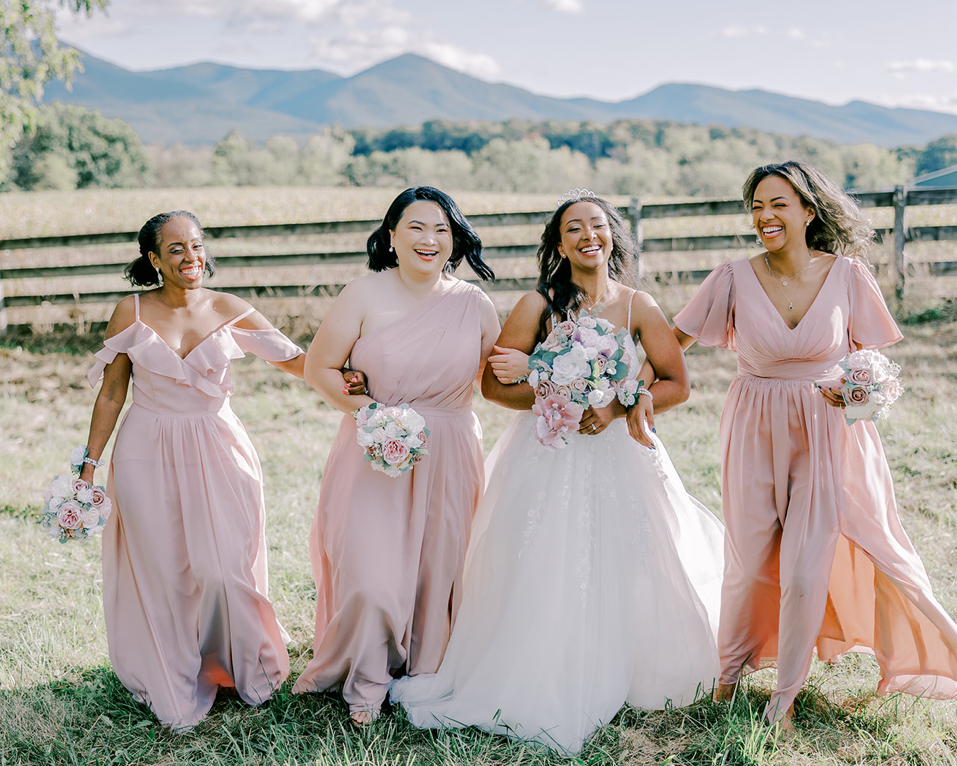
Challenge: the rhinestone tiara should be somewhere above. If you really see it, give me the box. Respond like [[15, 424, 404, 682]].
[[557, 188, 597, 206]]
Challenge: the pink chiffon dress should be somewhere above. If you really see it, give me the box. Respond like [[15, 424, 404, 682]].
[[292, 280, 486, 713], [87, 294, 301, 730], [674, 255, 957, 719]]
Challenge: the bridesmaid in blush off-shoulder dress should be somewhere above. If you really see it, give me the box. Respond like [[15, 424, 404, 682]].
[[292, 187, 500, 724], [673, 161, 957, 732], [79, 211, 357, 730]]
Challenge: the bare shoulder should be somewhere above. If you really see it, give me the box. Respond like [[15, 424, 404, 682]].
[[510, 290, 548, 318], [631, 289, 664, 315], [209, 289, 254, 317], [104, 295, 138, 338]]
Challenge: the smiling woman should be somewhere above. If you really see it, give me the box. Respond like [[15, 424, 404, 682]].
[[291, 186, 501, 725], [76, 210, 328, 730]]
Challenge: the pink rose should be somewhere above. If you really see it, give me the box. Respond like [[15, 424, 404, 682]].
[[535, 379, 557, 398], [57, 501, 84, 530], [596, 335, 620, 357], [90, 486, 108, 508], [847, 368, 872, 386], [557, 320, 577, 338], [842, 385, 869, 406], [382, 438, 411, 466], [542, 333, 563, 351], [72, 478, 88, 495]]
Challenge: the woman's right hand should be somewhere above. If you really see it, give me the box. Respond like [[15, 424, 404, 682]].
[[342, 369, 368, 395], [488, 346, 530, 384]]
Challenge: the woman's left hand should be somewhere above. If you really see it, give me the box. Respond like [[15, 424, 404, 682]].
[[626, 395, 656, 448], [488, 346, 530, 384], [578, 403, 619, 436], [818, 384, 846, 409]]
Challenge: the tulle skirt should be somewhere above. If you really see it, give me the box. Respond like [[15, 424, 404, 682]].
[[391, 412, 725, 754]]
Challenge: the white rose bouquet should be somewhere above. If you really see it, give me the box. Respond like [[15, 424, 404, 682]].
[[829, 349, 903, 425], [354, 403, 431, 478], [40, 448, 112, 542], [526, 314, 635, 450]]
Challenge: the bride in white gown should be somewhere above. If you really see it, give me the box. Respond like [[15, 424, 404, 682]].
[[390, 191, 725, 754]]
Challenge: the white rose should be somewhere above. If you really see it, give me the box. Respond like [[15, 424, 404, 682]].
[[384, 422, 400, 439], [69, 446, 87, 468], [550, 347, 592, 386], [406, 433, 423, 449], [48, 496, 63, 511], [371, 427, 388, 444], [528, 369, 539, 387], [50, 475, 73, 499], [578, 315, 597, 329], [588, 388, 614, 407], [82, 507, 100, 527], [357, 430, 376, 448], [76, 486, 95, 504]]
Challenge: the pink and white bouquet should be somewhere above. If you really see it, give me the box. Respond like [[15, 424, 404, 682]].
[[354, 402, 430, 478], [526, 314, 636, 450], [834, 349, 903, 425], [40, 448, 112, 542]]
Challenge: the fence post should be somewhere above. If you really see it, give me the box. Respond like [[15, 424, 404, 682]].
[[893, 185, 907, 304], [627, 198, 643, 282], [0, 266, 6, 336]]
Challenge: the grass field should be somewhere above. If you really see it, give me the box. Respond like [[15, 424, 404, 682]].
[[2, 311, 957, 765], [2, 186, 957, 764]]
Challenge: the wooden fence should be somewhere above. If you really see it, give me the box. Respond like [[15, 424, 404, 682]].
[[1, 185, 956, 333]]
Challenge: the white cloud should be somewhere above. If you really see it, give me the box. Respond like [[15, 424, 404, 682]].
[[881, 93, 957, 115], [719, 25, 767, 38], [886, 59, 956, 74], [785, 27, 804, 40], [540, 0, 584, 13], [311, 26, 500, 79]]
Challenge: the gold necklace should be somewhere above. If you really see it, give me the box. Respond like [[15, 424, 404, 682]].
[[765, 253, 812, 311]]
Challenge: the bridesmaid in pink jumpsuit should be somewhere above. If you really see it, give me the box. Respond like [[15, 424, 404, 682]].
[[673, 161, 957, 731]]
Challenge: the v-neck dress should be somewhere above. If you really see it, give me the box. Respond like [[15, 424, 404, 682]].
[[674, 256, 957, 717], [87, 295, 302, 730], [292, 280, 486, 713]]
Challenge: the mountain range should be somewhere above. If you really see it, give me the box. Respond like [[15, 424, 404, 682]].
[[43, 49, 957, 148]]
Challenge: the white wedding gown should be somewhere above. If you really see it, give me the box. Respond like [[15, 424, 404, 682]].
[[390, 334, 725, 754]]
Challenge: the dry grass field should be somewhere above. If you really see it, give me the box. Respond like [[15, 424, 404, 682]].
[[2, 187, 957, 765]]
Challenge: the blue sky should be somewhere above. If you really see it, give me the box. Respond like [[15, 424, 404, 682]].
[[56, 0, 957, 113]]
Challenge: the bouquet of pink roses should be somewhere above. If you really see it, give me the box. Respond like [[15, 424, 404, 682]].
[[354, 402, 430, 478], [833, 349, 903, 425], [40, 447, 112, 542], [526, 313, 637, 450]]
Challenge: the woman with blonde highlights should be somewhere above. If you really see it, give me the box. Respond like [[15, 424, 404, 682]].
[[672, 160, 957, 732]]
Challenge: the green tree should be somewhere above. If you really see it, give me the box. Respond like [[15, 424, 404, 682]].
[[916, 134, 957, 176], [1, 0, 108, 183], [12, 103, 149, 189]]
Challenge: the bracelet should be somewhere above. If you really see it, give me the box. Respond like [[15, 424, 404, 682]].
[[83, 456, 105, 467], [636, 388, 653, 401]]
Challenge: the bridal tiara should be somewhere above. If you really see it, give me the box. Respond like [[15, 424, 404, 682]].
[[557, 188, 597, 206]]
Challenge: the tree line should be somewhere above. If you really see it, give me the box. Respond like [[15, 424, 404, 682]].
[[4, 104, 957, 198]]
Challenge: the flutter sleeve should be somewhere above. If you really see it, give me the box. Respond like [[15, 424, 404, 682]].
[[230, 327, 303, 361], [87, 323, 147, 388], [847, 258, 903, 349], [673, 260, 736, 349]]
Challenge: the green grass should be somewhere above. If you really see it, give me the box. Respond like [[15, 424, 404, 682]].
[[3, 320, 957, 765]]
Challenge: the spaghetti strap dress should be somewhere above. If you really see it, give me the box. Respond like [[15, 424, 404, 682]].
[[390, 296, 724, 754], [673, 256, 957, 719], [292, 280, 486, 714], [87, 294, 302, 730]]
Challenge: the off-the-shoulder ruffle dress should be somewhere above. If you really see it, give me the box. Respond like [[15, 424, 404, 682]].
[[88, 294, 301, 729]]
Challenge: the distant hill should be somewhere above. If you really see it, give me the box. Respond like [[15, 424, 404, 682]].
[[43, 49, 957, 147]]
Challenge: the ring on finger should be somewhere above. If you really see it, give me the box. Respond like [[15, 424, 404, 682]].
[[590, 423, 596, 432]]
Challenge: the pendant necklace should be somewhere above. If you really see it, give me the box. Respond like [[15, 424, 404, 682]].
[[765, 253, 811, 311], [581, 284, 608, 315]]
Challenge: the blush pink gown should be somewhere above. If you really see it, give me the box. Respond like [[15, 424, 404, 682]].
[[88, 294, 300, 730], [292, 280, 486, 713], [674, 256, 957, 719]]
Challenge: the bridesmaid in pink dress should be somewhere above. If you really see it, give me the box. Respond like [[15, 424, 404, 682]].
[[672, 161, 957, 732], [81, 212, 363, 730], [292, 187, 501, 724]]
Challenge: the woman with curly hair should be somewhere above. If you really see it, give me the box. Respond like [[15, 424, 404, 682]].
[[391, 191, 724, 754], [672, 160, 957, 732]]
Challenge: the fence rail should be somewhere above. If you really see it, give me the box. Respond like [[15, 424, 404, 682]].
[[2, 186, 956, 331]]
